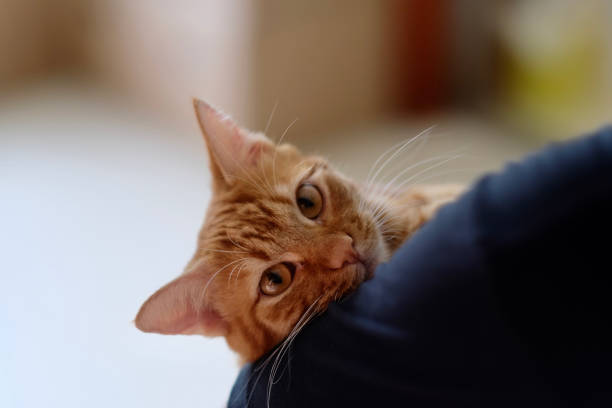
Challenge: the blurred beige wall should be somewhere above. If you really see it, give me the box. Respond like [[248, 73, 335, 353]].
[[252, 1, 390, 137], [0, 0, 87, 86], [1, 1, 390, 137], [2, 0, 610, 140], [82, 1, 390, 136], [1, 0, 47, 84], [83, 0, 255, 129]]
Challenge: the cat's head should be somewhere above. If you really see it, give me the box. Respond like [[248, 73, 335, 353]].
[[135, 99, 387, 362]]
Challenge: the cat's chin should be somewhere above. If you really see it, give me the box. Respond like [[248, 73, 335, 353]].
[[361, 246, 384, 281], [346, 260, 375, 286]]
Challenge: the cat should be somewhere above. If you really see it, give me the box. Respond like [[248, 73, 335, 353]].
[[135, 99, 463, 363]]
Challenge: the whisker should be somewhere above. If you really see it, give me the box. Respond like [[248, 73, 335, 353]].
[[198, 258, 249, 304], [230, 172, 274, 197], [365, 146, 467, 220], [227, 260, 248, 285], [243, 348, 283, 406], [377, 149, 467, 199], [270, 307, 318, 385], [363, 138, 413, 186], [388, 154, 465, 195], [258, 148, 277, 197], [266, 296, 322, 408], [226, 231, 249, 251], [242, 296, 320, 406], [277, 117, 299, 146], [233, 262, 248, 284], [359, 127, 434, 213], [263, 100, 279, 135], [272, 117, 299, 185], [201, 248, 248, 254], [207, 133, 274, 195], [364, 126, 435, 200], [364, 127, 432, 187], [407, 167, 479, 185]]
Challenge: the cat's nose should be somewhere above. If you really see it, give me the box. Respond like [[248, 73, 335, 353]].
[[323, 233, 358, 270]]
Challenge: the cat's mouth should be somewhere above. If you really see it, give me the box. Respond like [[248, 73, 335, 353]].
[[346, 254, 376, 283], [354, 247, 378, 281]]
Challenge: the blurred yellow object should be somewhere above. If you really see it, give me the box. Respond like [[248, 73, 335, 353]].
[[497, 0, 612, 139]]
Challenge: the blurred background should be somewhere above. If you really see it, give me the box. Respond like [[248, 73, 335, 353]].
[[2, 1, 611, 407]]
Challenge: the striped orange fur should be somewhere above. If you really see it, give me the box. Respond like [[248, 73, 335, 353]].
[[135, 99, 463, 362]]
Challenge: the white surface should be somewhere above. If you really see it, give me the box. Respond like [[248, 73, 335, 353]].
[[0, 80, 535, 408], [1, 82, 238, 408]]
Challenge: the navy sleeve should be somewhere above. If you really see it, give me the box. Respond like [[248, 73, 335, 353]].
[[229, 127, 612, 408]]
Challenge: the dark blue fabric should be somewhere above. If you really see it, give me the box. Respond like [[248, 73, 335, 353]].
[[228, 127, 612, 407]]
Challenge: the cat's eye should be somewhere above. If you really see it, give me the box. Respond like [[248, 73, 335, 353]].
[[260, 263, 293, 296], [296, 184, 323, 219]]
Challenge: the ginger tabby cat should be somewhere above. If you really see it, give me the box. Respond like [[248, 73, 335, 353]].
[[135, 99, 463, 362]]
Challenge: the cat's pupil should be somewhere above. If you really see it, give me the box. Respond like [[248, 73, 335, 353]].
[[296, 184, 323, 219], [259, 264, 293, 295], [298, 198, 314, 208], [268, 271, 283, 285]]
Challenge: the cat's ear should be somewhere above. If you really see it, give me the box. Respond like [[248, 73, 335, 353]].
[[135, 272, 227, 337], [193, 98, 273, 186]]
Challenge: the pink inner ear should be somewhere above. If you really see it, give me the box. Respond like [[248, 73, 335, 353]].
[[177, 308, 227, 336], [245, 141, 272, 166], [193, 98, 272, 182], [135, 273, 228, 337]]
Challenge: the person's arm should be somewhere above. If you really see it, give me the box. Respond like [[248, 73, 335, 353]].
[[229, 127, 612, 408]]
